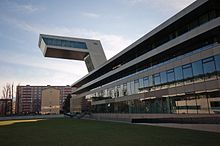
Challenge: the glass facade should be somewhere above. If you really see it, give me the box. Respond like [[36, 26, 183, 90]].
[[78, 3, 220, 114], [92, 53, 220, 99], [167, 69, 175, 82], [215, 54, 220, 71], [89, 53, 220, 114], [92, 91, 220, 114], [43, 37, 87, 49], [153, 73, 160, 85], [202, 57, 216, 74], [143, 77, 149, 87], [182, 64, 193, 79], [192, 60, 203, 76], [174, 67, 183, 81], [160, 71, 167, 84]]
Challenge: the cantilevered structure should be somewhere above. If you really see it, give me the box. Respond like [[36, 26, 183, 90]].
[[38, 34, 107, 72]]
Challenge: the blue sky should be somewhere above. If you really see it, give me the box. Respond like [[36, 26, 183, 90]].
[[0, 0, 195, 97]]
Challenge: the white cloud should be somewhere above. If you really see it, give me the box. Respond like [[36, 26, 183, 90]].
[[16, 4, 39, 13], [126, 0, 196, 11], [1, 16, 133, 59], [1, 1, 43, 13], [82, 12, 100, 18], [0, 70, 75, 98], [0, 15, 134, 97]]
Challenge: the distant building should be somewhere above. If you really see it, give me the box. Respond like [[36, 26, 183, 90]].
[[41, 88, 60, 114], [16, 85, 71, 114], [0, 99, 12, 116]]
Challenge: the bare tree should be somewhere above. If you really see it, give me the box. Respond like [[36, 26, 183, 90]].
[[2, 83, 14, 99]]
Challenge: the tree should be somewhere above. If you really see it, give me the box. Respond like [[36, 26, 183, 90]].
[[63, 94, 71, 113], [2, 83, 14, 99]]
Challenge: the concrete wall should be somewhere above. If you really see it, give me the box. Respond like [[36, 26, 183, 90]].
[[41, 88, 60, 114], [91, 113, 220, 123]]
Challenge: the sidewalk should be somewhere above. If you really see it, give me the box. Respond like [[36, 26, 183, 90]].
[[141, 123, 220, 133]]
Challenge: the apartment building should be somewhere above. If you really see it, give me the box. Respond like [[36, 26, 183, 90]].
[[16, 85, 71, 114]]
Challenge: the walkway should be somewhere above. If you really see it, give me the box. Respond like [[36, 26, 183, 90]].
[[142, 123, 220, 133]]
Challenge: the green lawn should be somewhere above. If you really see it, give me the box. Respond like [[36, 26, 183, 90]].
[[0, 118, 220, 146]]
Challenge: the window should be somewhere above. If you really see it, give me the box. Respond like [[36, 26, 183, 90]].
[[123, 83, 127, 96], [210, 101, 220, 108], [61, 40, 66, 47], [116, 85, 121, 97], [134, 80, 139, 94], [153, 73, 161, 85], [42, 37, 87, 49], [160, 71, 167, 84], [130, 81, 135, 94], [167, 69, 175, 82], [182, 64, 193, 79], [65, 40, 71, 47], [174, 67, 183, 81], [199, 13, 209, 25], [215, 55, 220, 71], [192, 60, 203, 76], [127, 82, 131, 95], [202, 57, 216, 74], [209, 10, 216, 20], [55, 39, 61, 46], [143, 77, 149, 87], [188, 19, 198, 30], [139, 78, 144, 88], [149, 75, 153, 86]]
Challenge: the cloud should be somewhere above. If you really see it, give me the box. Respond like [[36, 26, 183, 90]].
[[82, 12, 100, 18], [125, 0, 196, 11], [1, 16, 133, 59], [0, 49, 87, 77], [1, 1, 43, 13], [0, 67, 75, 98], [16, 4, 39, 13]]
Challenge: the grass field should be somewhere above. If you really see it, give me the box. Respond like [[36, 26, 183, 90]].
[[0, 118, 220, 146]]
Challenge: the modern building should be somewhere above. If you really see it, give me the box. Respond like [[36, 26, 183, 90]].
[[38, 34, 107, 72], [39, 0, 220, 115], [16, 85, 71, 114], [41, 88, 60, 114], [0, 99, 12, 116]]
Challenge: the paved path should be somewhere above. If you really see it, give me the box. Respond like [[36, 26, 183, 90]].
[[141, 123, 220, 133]]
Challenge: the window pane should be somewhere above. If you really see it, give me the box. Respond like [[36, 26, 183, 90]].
[[143, 77, 149, 87], [215, 55, 220, 71], [127, 82, 131, 95], [55, 39, 61, 46], [153, 73, 161, 85], [160, 71, 167, 84], [167, 69, 175, 82], [174, 67, 183, 81], [203, 57, 216, 74], [134, 80, 139, 93], [123, 83, 127, 96], [199, 13, 209, 25], [65, 41, 70, 47], [192, 60, 203, 76], [139, 78, 144, 88], [149, 75, 153, 86], [130, 81, 135, 94], [183, 64, 193, 79]]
